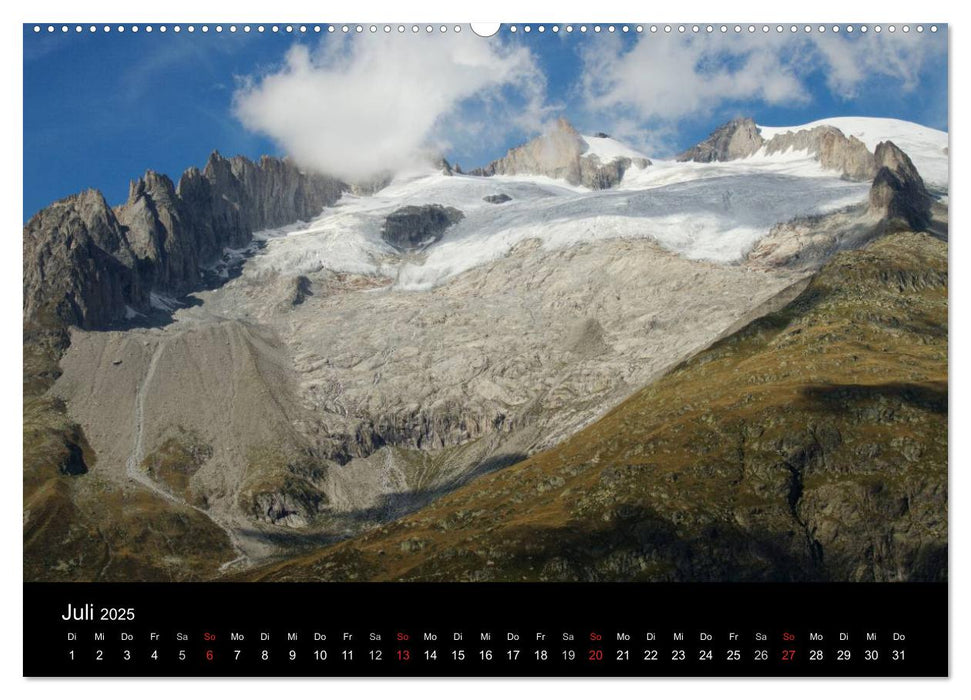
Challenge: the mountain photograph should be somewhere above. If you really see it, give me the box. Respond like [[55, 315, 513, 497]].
[[23, 24, 948, 584]]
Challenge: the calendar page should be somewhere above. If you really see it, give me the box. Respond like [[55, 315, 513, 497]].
[[22, 20, 948, 678]]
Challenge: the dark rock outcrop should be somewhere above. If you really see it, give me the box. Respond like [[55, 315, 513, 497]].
[[868, 141, 932, 230], [327, 402, 519, 464], [382, 204, 464, 251], [580, 156, 636, 190], [247, 485, 328, 529], [677, 117, 764, 162], [23, 154, 345, 329], [58, 441, 88, 476], [483, 194, 512, 204], [288, 275, 313, 306]]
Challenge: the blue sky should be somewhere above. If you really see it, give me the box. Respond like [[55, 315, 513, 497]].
[[23, 24, 948, 218]]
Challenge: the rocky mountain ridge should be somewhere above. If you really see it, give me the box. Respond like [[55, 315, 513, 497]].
[[23, 153, 345, 330], [678, 117, 877, 181], [23, 117, 931, 338], [469, 117, 650, 189]]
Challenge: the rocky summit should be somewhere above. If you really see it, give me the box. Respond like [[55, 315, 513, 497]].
[[677, 117, 765, 163], [678, 116, 879, 182], [23, 116, 947, 583], [869, 141, 933, 230], [763, 126, 875, 181], [469, 117, 651, 189], [23, 153, 344, 330]]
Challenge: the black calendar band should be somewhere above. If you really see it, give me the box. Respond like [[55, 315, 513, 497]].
[[24, 581, 947, 677]]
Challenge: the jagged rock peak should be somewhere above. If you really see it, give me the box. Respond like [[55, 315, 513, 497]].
[[127, 170, 177, 201], [23, 188, 142, 329], [477, 117, 583, 176], [24, 152, 347, 330], [34, 187, 111, 217], [31, 189, 123, 244], [469, 117, 644, 189], [763, 125, 875, 181], [202, 149, 225, 171], [677, 117, 765, 163], [869, 141, 932, 231], [436, 156, 453, 176], [874, 140, 924, 178]]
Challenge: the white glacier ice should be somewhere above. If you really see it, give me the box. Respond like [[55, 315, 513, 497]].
[[245, 116, 944, 292], [758, 116, 948, 189], [579, 133, 651, 163]]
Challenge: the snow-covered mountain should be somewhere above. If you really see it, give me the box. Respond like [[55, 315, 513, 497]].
[[249, 116, 945, 291], [250, 165, 869, 291], [759, 117, 948, 190], [31, 114, 946, 571], [579, 132, 651, 163]]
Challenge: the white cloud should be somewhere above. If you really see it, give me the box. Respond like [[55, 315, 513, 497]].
[[578, 32, 945, 154], [233, 34, 547, 181], [811, 31, 943, 98], [581, 34, 808, 125]]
